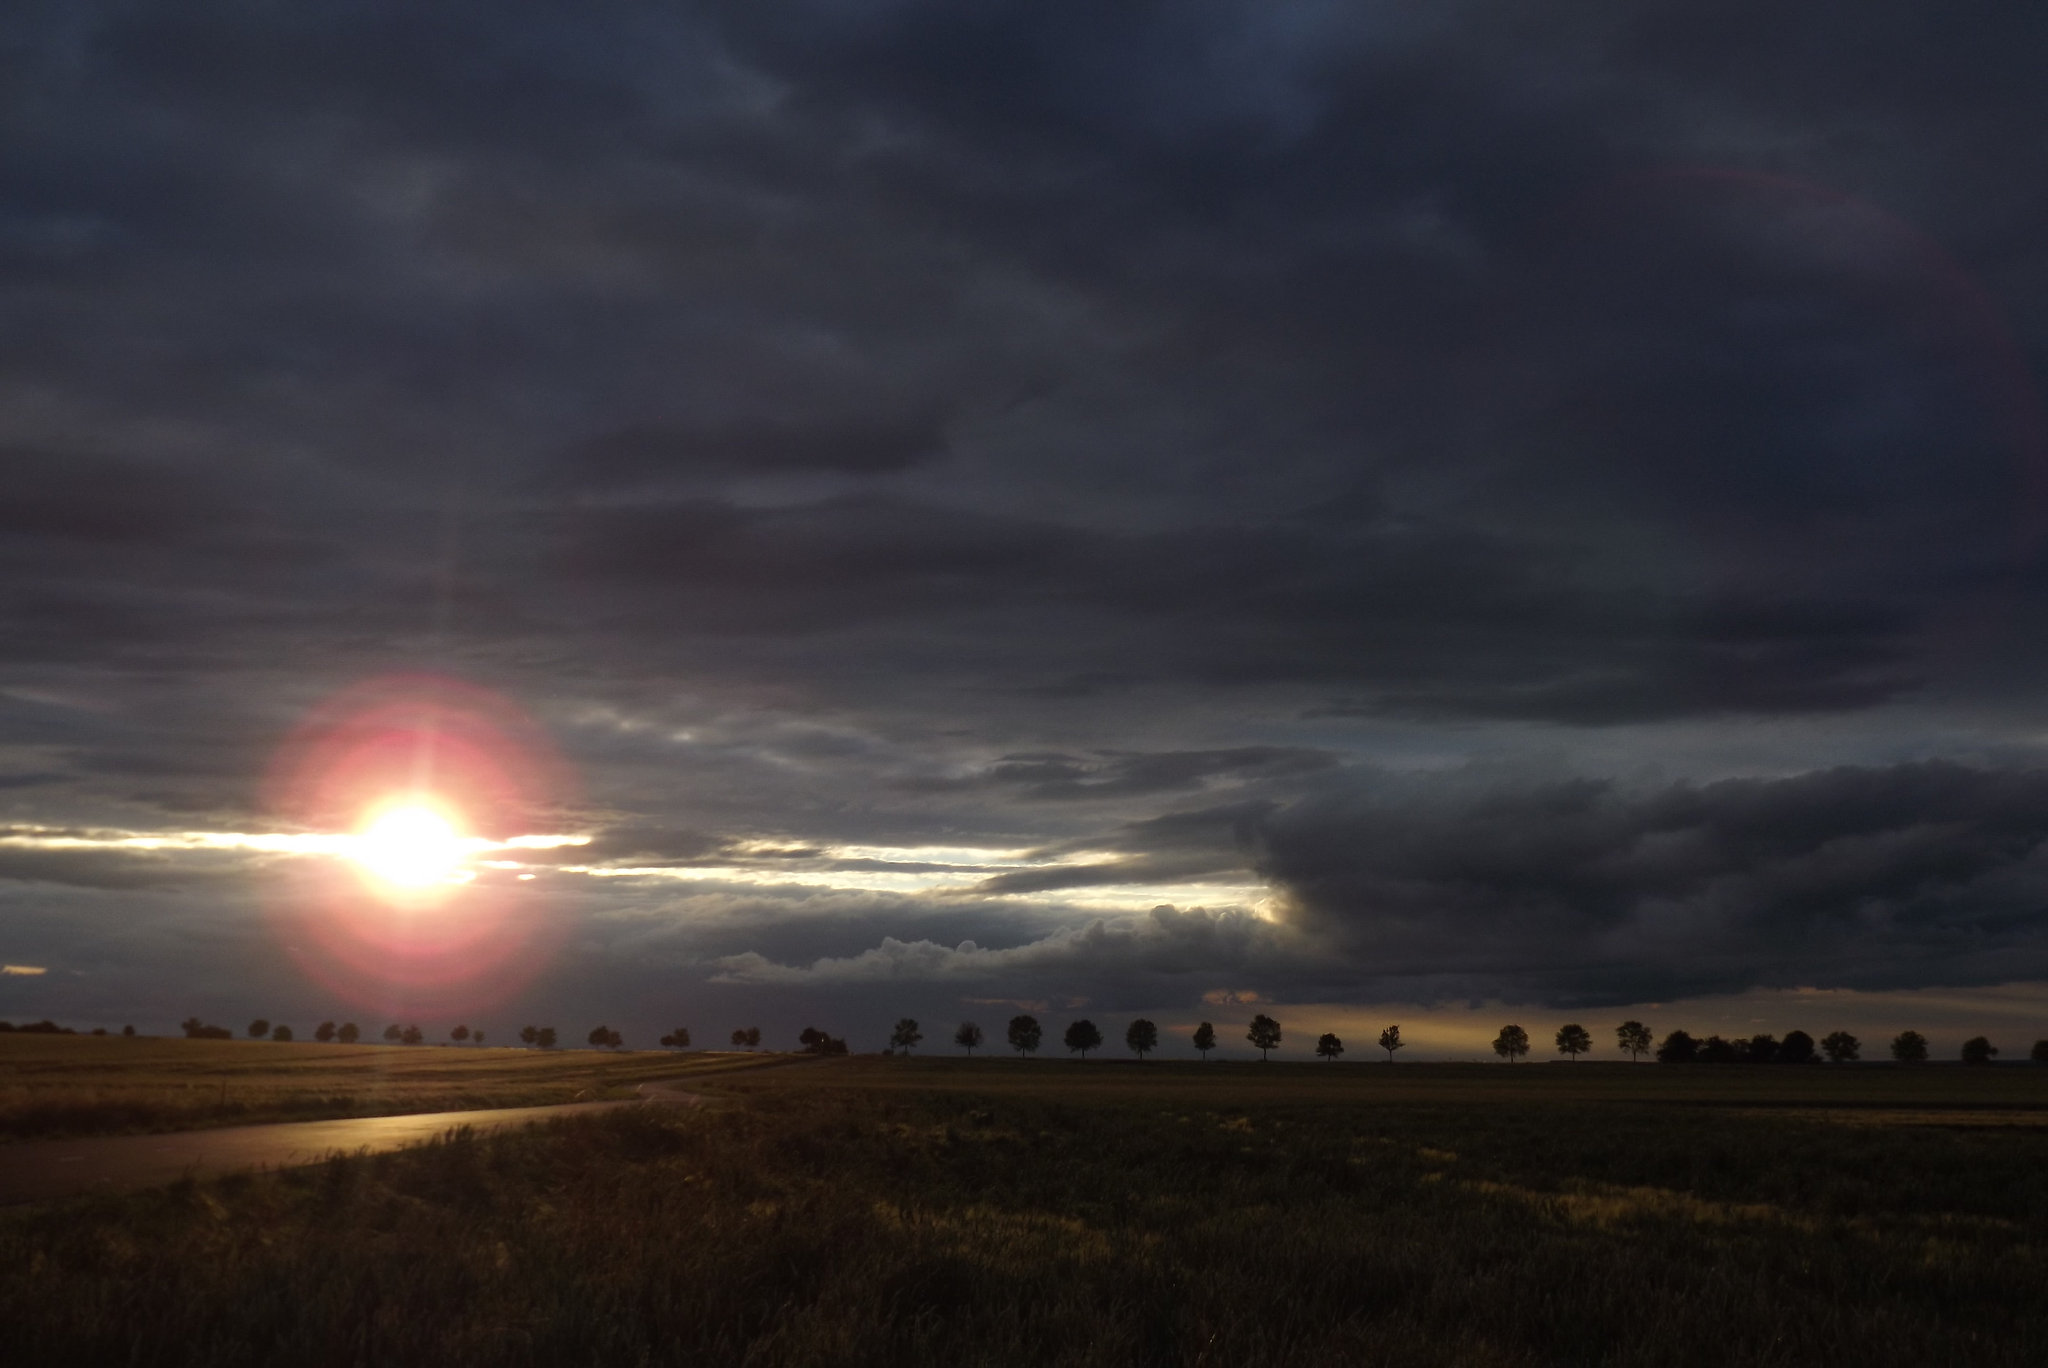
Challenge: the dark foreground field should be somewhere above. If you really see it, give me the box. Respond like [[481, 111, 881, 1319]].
[[6, 1057, 2047, 1367]]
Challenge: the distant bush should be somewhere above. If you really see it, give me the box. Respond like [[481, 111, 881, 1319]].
[[337, 1022, 360, 1044], [247, 1019, 270, 1039], [2033, 1040, 2048, 1065], [270, 1025, 293, 1042], [588, 1026, 623, 1049], [384, 1024, 404, 1042], [1655, 1030, 1698, 1063], [314, 1021, 337, 1043], [1820, 1030, 1860, 1062], [1698, 1035, 1738, 1063], [1738, 1034, 1779, 1064], [1779, 1030, 1817, 1064], [1891, 1030, 1929, 1063], [1, 1020, 75, 1035], [1961, 1036, 1998, 1065], [401, 1025, 424, 1046], [451, 1025, 470, 1043], [536, 1028, 557, 1049], [659, 1028, 690, 1048], [180, 1017, 231, 1040]]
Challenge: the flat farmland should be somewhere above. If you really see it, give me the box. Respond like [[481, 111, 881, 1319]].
[[0, 1033, 780, 1139], [6, 1053, 2047, 1366]]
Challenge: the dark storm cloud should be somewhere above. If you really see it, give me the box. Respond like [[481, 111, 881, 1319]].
[[1255, 761, 2048, 1006], [6, 2, 2048, 1033]]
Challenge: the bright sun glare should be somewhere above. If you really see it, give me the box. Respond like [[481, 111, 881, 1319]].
[[353, 803, 470, 888]]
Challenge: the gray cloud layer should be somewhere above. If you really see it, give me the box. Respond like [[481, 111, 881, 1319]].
[[4, 3, 2048, 1037]]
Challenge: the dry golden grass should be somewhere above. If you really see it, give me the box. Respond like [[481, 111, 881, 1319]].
[[7, 1057, 2048, 1366]]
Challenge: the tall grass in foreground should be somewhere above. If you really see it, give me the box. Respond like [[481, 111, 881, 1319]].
[[5, 1079, 2046, 1366]]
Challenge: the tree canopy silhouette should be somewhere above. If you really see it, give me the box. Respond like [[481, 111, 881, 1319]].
[[1246, 1014, 1282, 1061], [337, 1022, 360, 1044], [1493, 1024, 1529, 1062], [1064, 1019, 1103, 1058], [1820, 1030, 1860, 1062], [1555, 1023, 1591, 1060], [248, 1019, 270, 1039], [1891, 1030, 1928, 1063], [1378, 1024, 1404, 1063], [1316, 1032, 1344, 1061], [1192, 1021, 1217, 1060], [1656, 1029, 1698, 1063], [1126, 1018, 1158, 1059], [314, 1021, 337, 1043], [889, 1018, 922, 1053], [1615, 1020, 1652, 1061], [1778, 1030, 1816, 1064], [659, 1028, 691, 1048], [1007, 1015, 1042, 1058], [954, 1021, 983, 1054], [1961, 1035, 1998, 1064]]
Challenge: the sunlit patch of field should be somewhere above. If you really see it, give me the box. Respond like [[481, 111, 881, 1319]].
[[0, 1034, 792, 1139], [7, 1058, 2048, 1367]]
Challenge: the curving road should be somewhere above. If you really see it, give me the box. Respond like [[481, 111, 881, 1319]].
[[0, 1084, 702, 1206]]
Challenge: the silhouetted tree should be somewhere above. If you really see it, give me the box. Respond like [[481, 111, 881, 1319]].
[[1616, 1020, 1652, 1061], [337, 1022, 360, 1044], [315, 1021, 337, 1043], [1655, 1030, 1698, 1063], [1493, 1024, 1530, 1062], [536, 1027, 557, 1049], [1064, 1020, 1103, 1059], [2032, 1040, 2048, 1065], [1698, 1034, 1738, 1063], [474, 1030, 486, 1046], [122, 1025, 135, 1037], [1316, 1032, 1344, 1061], [1891, 1030, 1928, 1063], [1820, 1030, 1859, 1062], [954, 1021, 983, 1054], [730, 1028, 748, 1048], [383, 1024, 404, 1042], [1778, 1030, 1816, 1065], [520, 1025, 540, 1046], [1192, 1021, 1217, 1060], [1238, 1014, 1280, 1061], [181, 1017, 232, 1039], [271, 1024, 293, 1042], [451, 1024, 470, 1043], [799, 1026, 827, 1053], [1961, 1035, 1998, 1065], [743, 1027, 761, 1049], [1555, 1023, 1591, 1060], [1738, 1034, 1779, 1064], [1007, 1015, 1042, 1058], [588, 1025, 622, 1049], [1378, 1024, 1403, 1063], [401, 1024, 423, 1046], [890, 1018, 923, 1053], [248, 1019, 270, 1039], [659, 1028, 691, 1048], [1126, 1018, 1158, 1059]]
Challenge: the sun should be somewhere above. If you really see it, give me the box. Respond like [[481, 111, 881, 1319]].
[[352, 802, 472, 889]]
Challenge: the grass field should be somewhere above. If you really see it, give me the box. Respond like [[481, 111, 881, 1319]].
[[0, 1033, 783, 1139], [5, 1052, 2047, 1365]]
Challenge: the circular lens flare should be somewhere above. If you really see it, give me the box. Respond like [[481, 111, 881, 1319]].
[[355, 802, 470, 889], [263, 674, 577, 1016]]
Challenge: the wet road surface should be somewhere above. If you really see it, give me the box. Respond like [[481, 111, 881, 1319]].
[[0, 1085, 700, 1205]]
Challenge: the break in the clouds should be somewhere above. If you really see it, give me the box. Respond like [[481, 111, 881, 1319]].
[[5, 2, 2048, 1044]]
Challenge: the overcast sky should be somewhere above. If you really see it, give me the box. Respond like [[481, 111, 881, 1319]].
[[6, 3, 2048, 1058]]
